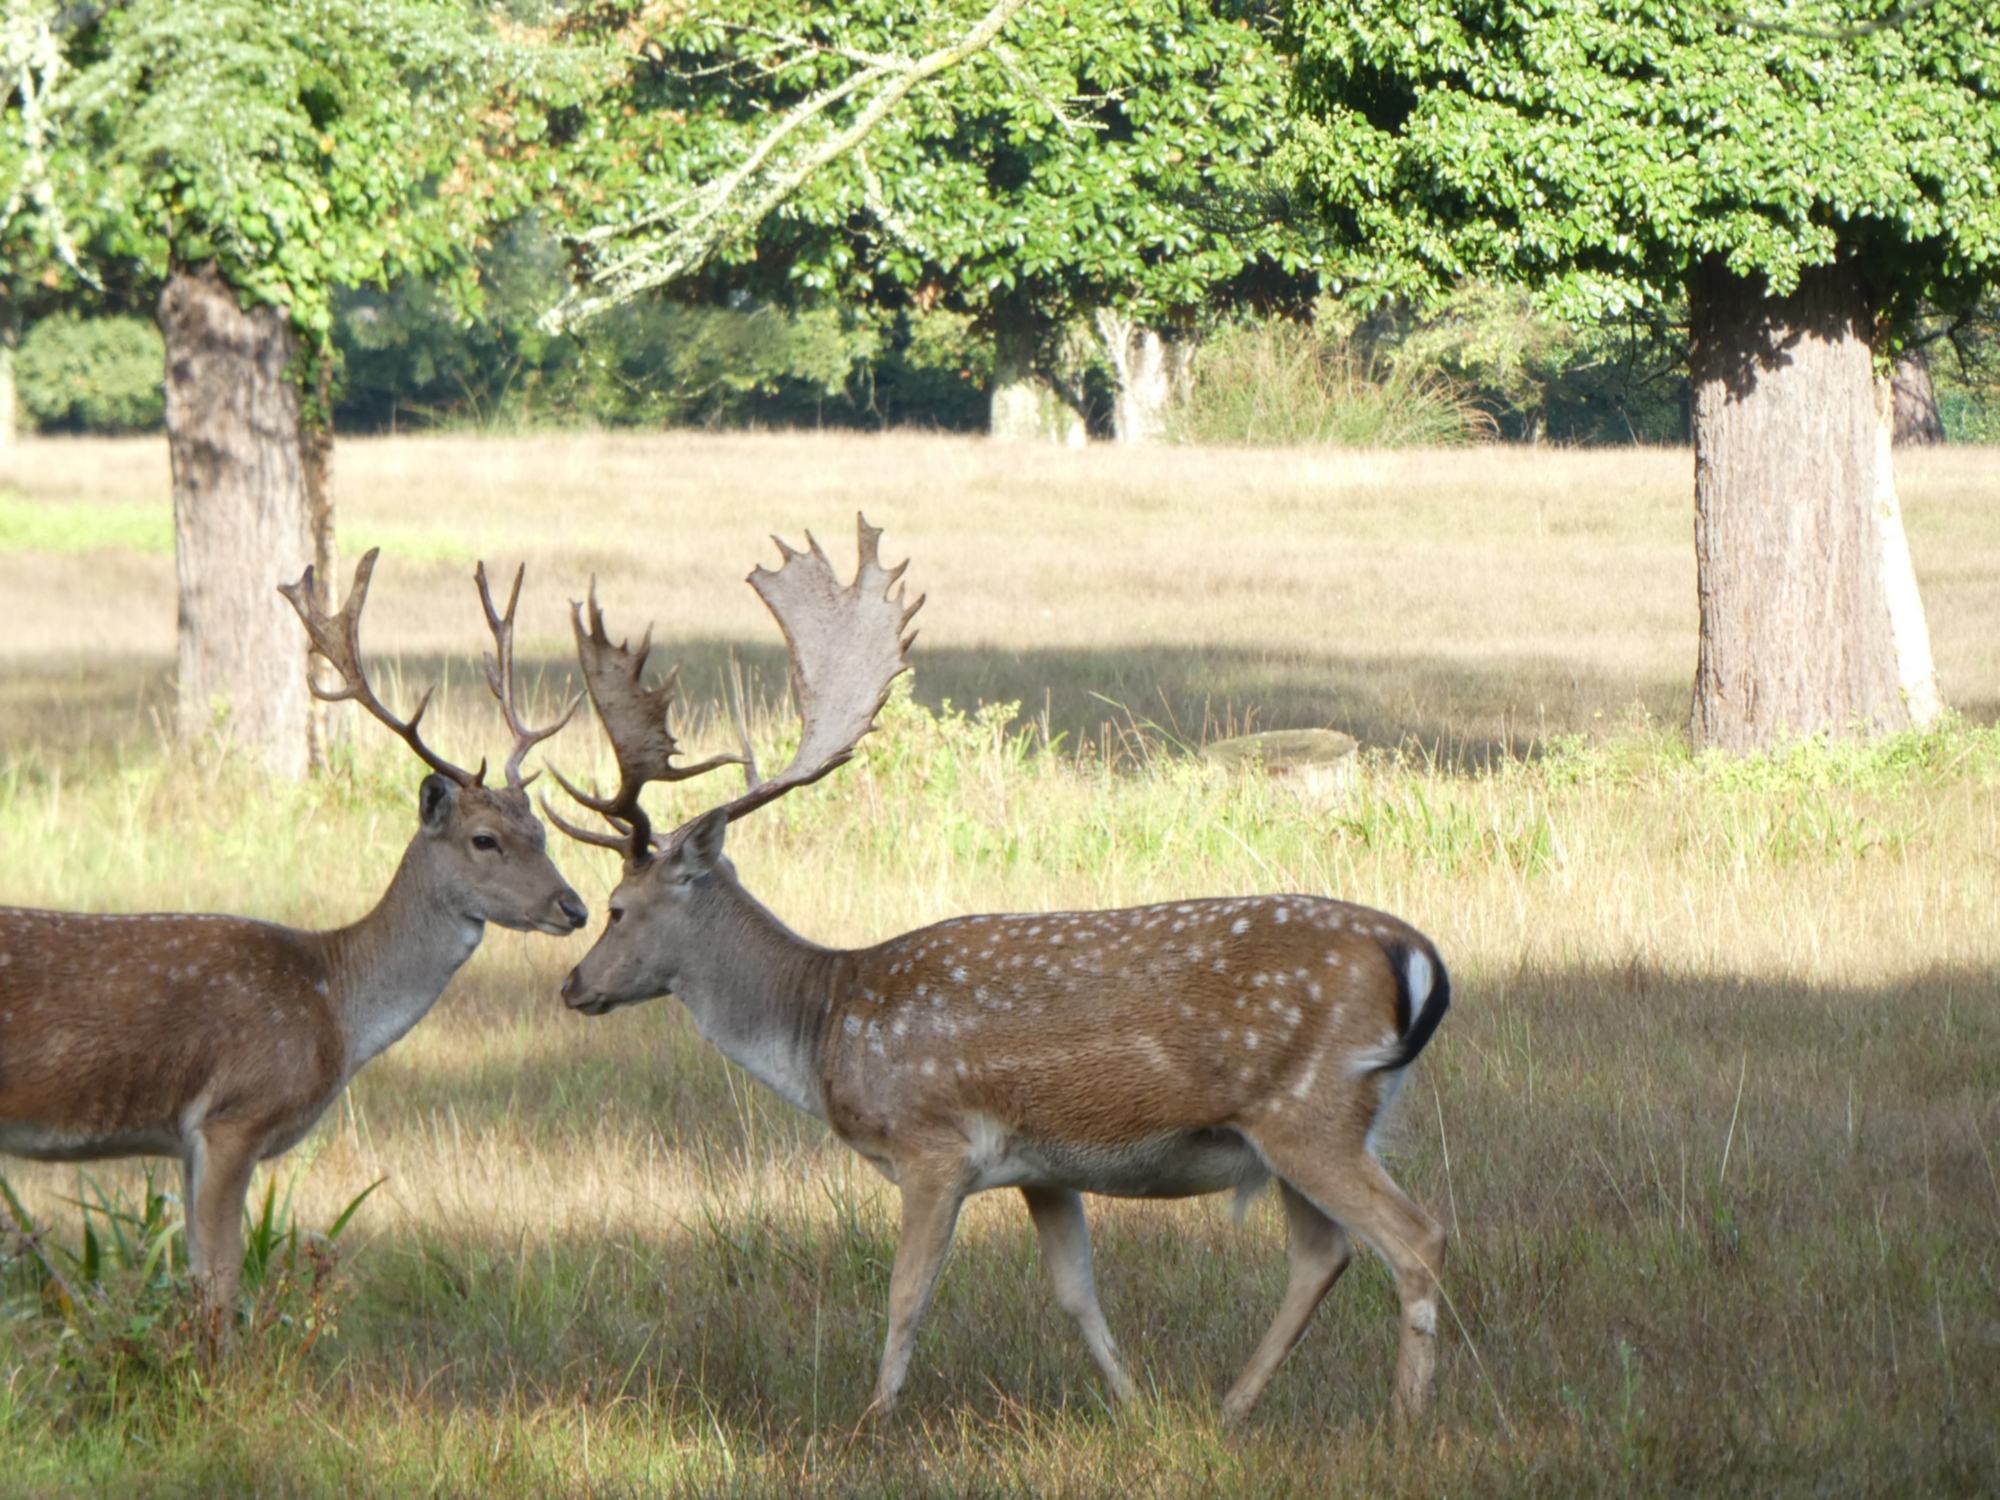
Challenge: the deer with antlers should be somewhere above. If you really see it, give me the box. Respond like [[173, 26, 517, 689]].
[[0, 551, 587, 1316], [552, 516, 1452, 1424]]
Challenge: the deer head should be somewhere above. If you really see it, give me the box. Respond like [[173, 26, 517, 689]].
[[280, 550, 589, 937], [552, 516, 921, 1010]]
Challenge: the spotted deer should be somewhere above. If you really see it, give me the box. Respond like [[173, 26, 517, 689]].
[[551, 517, 1451, 1423], [0, 551, 588, 1315]]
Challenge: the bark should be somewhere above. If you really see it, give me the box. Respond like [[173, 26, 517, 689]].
[[1688, 259, 1931, 753], [989, 297, 1085, 446], [1890, 350, 1944, 446], [159, 264, 314, 780], [1095, 309, 1190, 445], [1874, 374, 1944, 726], [302, 358, 343, 769]]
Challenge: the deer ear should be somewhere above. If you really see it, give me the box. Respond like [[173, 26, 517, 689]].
[[418, 773, 457, 833], [676, 807, 729, 871]]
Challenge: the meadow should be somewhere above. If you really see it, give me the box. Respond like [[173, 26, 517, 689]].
[[1, 432, 1997, 1496]]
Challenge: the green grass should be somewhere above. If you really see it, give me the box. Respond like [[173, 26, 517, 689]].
[[3, 691, 1998, 1496], [0, 490, 172, 555]]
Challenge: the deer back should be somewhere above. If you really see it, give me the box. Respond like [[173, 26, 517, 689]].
[[0, 907, 344, 1159], [818, 894, 1447, 1182]]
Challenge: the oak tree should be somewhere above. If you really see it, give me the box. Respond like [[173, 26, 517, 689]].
[[2, 1, 572, 774], [1286, 0, 2000, 749], [553, 1, 1315, 441]]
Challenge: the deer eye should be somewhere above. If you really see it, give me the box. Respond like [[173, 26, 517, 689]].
[[608, 907, 624, 925], [472, 833, 499, 851]]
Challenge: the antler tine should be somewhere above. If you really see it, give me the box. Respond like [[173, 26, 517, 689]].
[[661, 513, 922, 852], [475, 560, 585, 790], [548, 582, 745, 864], [277, 548, 476, 786]]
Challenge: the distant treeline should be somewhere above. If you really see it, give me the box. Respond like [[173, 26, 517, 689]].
[[15, 219, 2000, 446]]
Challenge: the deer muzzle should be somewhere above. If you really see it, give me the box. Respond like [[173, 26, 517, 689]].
[[561, 965, 614, 1015]]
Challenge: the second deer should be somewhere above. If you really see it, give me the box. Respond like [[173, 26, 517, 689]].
[[0, 552, 587, 1317], [550, 517, 1452, 1423]]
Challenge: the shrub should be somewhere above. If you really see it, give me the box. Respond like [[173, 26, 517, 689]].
[[1171, 316, 1492, 448], [15, 313, 165, 433]]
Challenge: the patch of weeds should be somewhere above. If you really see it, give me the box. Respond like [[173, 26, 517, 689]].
[[0, 1168, 376, 1429]]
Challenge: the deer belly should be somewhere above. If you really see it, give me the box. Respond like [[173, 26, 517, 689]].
[[0, 1119, 183, 1162], [965, 1119, 1266, 1199]]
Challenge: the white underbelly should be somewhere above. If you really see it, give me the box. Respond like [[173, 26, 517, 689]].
[[964, 1120, 1268, 1200]]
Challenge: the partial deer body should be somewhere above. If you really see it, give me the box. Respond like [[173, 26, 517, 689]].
[[0, 553, 586, 1316], [552, 518, 1452, 1423]]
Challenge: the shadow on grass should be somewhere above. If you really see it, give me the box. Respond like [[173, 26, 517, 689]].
[[0, 642, 1705, 772], [5, 961, 1996, 1493]]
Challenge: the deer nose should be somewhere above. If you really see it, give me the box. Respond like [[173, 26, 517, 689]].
[[558, 893, 589, 931], [560, 967, 584, 1006]]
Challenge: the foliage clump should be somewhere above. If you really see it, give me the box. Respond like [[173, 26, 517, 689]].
[[14, 312, 163, 432]]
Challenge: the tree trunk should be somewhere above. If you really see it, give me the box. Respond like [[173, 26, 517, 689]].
[[1095, 309, 1189, 445], [1890, 350, 1943, 446], [302, 358, 343, 769], [990, 297, 1085, 446], [159, 264, 314, 780], [1874, 374, 1944, 727], [1688, 259, 1930, 753]]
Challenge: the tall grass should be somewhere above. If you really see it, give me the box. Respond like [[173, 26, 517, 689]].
[[3, 434, 1998, 1493], [1171, 320, 1494, 448], [2, 687, 1997, 1495]]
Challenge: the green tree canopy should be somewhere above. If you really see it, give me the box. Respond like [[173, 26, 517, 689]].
[[552, 0, 1318, 434], [1283, 0, 2000, 752], [4, 0, 583, 346], [1283, 0, 2000, 327]]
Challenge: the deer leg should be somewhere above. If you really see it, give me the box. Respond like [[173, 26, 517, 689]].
[[868, 1175, 967, 1416], [1219, 1181, 1352, 1423], [186, 1123, 260, 1322], [1271, 1153, 1446, 1424], [1021, 1185, 1135, 1405]]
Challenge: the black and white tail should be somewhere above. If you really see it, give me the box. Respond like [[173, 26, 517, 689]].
[[1375, 937, 1451, 1074]]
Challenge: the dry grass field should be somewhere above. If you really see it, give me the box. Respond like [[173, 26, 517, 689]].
[[1, 431, 1998, 1497]]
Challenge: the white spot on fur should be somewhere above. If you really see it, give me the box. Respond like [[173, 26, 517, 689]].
[[1231, 918, 1250, 935], [844, 1016, 862, 1036]]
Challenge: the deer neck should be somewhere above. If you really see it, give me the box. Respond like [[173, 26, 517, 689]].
[[670, 877, 841, 1120], [321, 841, 485, 1076]]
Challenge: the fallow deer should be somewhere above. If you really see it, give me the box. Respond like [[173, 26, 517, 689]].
[[551, 517, 1450, 1423], [0, 551, 588, 1315]]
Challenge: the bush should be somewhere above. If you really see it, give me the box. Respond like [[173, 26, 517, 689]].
[[16, 313, 165, 433], [1171, 316, 1492, 448]]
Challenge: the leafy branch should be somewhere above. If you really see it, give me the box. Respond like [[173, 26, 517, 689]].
[[547, 0, 1030, 329], [1, 2, 95, 288]]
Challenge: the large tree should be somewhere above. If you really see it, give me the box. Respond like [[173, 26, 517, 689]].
[[1285, 0, 2000, 751], [2, 1, 572, 775], [552, 0, 1317, 442]]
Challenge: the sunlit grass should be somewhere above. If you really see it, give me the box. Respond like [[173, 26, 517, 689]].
[[3, 433, 1999, 1493], [3, 692, 1998, 1495]]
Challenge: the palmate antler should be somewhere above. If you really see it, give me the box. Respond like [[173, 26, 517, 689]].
[[280, 549, 581, 788], [550, 514, 923, 865]]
